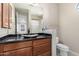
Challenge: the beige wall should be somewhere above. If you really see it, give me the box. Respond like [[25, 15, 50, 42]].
[[40, 3, 59, 30], [40, 3, 79, 55], [59, 3, 79, 54]]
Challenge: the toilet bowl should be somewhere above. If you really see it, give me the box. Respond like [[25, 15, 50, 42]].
[[56, 43, 69, 56], [56, 37, 69, 56]]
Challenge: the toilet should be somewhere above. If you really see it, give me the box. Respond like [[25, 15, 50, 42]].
[[56, 43, 69, 56], [56, 37, 69, 56]]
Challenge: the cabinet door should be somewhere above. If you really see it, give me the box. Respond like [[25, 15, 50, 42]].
[[33, 43, 51, 56], [0, 3, 2, 28], [33, 39, 51, 56], [4, 41, 32, 52], [2, 3, 11, 28], [2, 3, 9, 28], [16, 47, 32, 56]]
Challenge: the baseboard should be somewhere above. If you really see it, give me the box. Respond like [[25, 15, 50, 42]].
[[69, 50, 79, 56]]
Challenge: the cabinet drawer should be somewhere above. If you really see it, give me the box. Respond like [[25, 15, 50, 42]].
[[33, 39, 50, 46], [4, 47, 32, 56], [33, 43, 50, 56], [4, 41, 32, 52]]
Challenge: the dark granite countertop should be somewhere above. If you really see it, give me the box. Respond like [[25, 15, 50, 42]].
[[0, 33, 52, 44]]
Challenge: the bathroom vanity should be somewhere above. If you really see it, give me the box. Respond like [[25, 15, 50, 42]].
[[0, 33, 52, 56], [0, 3, 52, 56]]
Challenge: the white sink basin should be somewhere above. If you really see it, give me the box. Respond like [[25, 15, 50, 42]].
[[22, 34, 38, 38]]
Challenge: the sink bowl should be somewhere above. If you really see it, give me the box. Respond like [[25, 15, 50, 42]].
[[22, 34, 38, 38]]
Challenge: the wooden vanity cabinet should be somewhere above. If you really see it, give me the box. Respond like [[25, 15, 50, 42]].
[[0, 38, 51, 56]]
